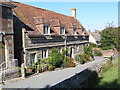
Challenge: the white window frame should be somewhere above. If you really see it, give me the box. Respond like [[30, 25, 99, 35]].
[[43, 24, 50, 35], [73, 28, 77, 35], [42, 49, 48, 59], [60, 26, 65, 35]]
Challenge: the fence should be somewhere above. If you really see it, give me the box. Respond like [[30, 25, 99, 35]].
[[0, 59, 18, 83]]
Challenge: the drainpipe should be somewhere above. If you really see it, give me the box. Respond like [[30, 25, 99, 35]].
[[64, 35, 67, 68], [22, 28, 26, 68]]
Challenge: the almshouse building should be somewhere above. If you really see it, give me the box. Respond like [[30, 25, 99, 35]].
[[12, 2, 89, 67]]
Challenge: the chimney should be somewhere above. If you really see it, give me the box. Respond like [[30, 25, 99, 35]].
[[88, 29, 91, 33], [71, 8, 76, 18]]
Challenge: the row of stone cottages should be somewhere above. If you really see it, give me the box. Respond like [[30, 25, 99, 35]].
[[0, 1, 89, 68]]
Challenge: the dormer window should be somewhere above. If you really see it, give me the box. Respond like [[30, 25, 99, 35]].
[[73, 28, 77, 35], [43, 25, 50, 34], [60, 26, 65, 35], [82, 28, 85, 35]]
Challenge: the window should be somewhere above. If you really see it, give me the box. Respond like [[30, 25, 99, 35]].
[[43, 25, 50, 34], [82, 28, 86, 35], [60, 27, 65, 34], [58, 47, 62, 53], [73, 28, 77, 34], [42, 50, 48, 58], [30, 53, 36, 65]]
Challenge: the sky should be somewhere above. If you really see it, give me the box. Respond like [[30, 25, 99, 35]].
[[13, 1, 118, 32]]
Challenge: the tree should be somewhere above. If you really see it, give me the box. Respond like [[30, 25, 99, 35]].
[[100, 22, 119, 50]]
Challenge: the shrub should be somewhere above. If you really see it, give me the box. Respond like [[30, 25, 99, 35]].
[[101, 45, 115, 50], [89, 43, 98, 48], [37, 64, 40, 71], [27, 65, 35, 73], [84, 46, 93, 57], [15, 67, 21, 72], [82, 53, 90, 62], [94, 50, 102, 56], [65, 57, 75, 67], [44, 48, 64, 68], [62, 48, 69, 57], [47, 64, 54, 71], [27, 66, 35, 70], [75, 54, 85, 64]]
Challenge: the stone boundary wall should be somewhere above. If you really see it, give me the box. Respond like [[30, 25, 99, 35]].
[[3, 70, 20, 81], [49, 58, 116, 89]]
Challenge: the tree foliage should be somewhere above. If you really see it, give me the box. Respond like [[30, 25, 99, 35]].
[[100, 22, 119, 51]]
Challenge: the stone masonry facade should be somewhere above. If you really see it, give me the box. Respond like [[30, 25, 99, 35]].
[[0, 2, 14, 67], [12, 2, 89, 67]]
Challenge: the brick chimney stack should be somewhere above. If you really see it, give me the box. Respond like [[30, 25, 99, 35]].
[[71, 8, 76, 18]]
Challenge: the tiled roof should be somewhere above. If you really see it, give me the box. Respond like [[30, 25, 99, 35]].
[[12, 2, 89, 36], [90, 32, 101, 41], [0, 1, 15, 7]]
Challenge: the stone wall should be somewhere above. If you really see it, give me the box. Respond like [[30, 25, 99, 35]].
[[1, 5, 14, 65], [3, 70, 20, 81], [50, 59, 109, 89]]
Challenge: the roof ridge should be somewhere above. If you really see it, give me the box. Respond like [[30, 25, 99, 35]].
[[13, 1, 75, 19]]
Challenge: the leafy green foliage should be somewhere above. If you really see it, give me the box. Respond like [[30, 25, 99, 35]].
[[75, 54, 85, 64], [15, 67, 21, 71], [27, 65, 35, 70], [47, 64, 54, 71], [50, 48, 63, 68], [84, 46, 93, 57], [44, 48, 64, 69], [61, 47, 69, 58], [100, 26, 119, 51], [94, 49, 102, 56], [89, 43, 98, 48], [75, 53, 91, 64]]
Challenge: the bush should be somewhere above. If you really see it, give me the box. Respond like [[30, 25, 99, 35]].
[[44, 48, 64, 68], [75, 54, 85, 64], [26, 65, 35, 73], [37, 64, 40, 71], [15, 67, 21, 72], [101, 46, 115, 50], [89, 43, 98, 48], [82, 53, 90, 62], [84, 46, 93, 57], [65, 57, 75, 67], [47, 64, 54, 71], [94, 50, 102, 56], [27, 66, 35, 70]]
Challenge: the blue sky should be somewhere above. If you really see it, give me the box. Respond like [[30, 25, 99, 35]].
[[13, 1, 118, 31]]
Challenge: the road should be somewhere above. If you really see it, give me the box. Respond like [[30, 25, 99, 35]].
[[2, 56, 105, 88]]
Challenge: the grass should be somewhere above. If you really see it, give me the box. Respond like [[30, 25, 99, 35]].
[[94, 57, 120, 88]]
